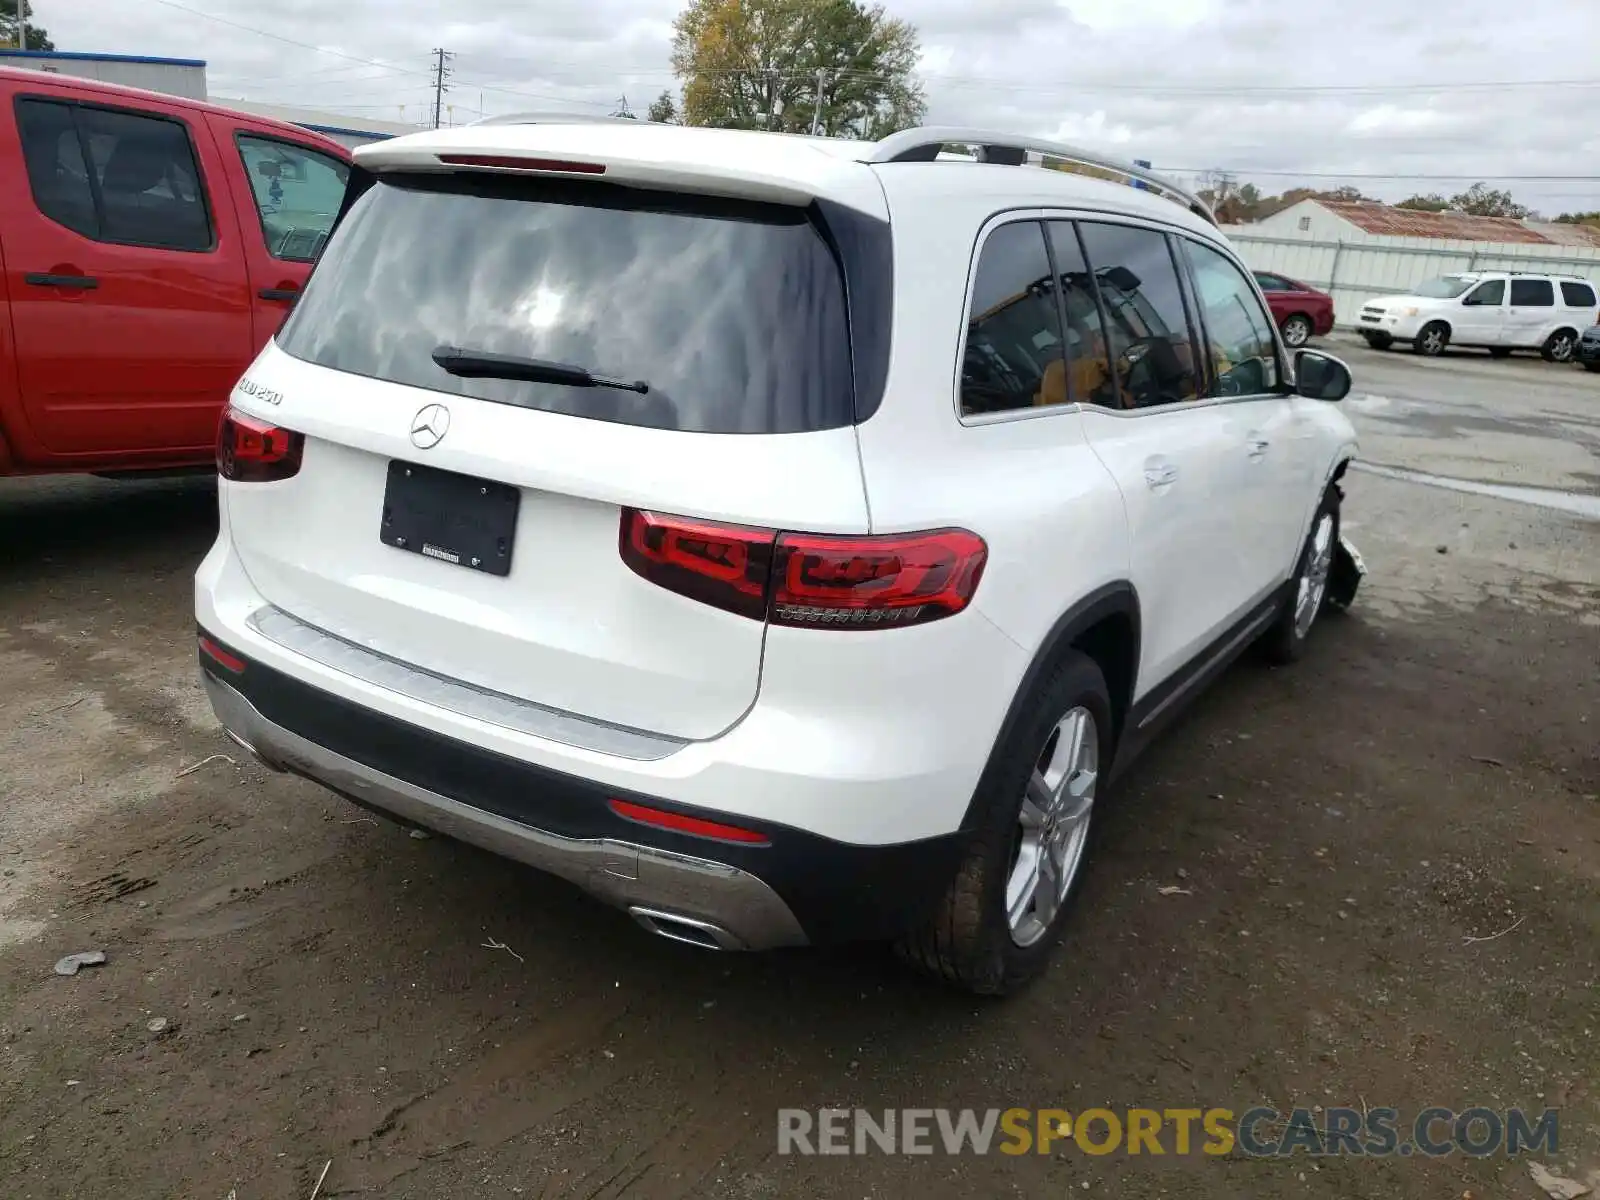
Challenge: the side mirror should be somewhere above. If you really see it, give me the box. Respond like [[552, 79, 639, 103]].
[[1294, 348, 1351, 402]]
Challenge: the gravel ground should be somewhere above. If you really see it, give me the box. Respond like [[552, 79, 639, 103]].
[[1, 344, 1596, 1199]]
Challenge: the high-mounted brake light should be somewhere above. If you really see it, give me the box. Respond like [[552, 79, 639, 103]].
[[437, 153, 606, 175], [217, 406, 303, 483], [619, 510, 986, 630]]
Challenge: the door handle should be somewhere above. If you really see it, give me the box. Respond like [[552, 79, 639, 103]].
[[25, 272, 98, 289], [258, 287, 300, 302], [1143, 460, 1179, 489]]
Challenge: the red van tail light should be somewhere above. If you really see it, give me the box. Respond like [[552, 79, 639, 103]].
[[619, 510, 986, 629], [217, 406, 303, 483]]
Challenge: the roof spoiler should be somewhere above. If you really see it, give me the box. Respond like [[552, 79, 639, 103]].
[[866, 126, 1215, 226]]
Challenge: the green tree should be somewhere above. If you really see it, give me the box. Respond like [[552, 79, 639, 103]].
[[1448, 182, 1528, 219], [1, 0, 54, 50], [670, 0, 926, 138], [1554, 210, 1600, 226], [1396, 193, 1449, 212], [647, 90, 681, 124]]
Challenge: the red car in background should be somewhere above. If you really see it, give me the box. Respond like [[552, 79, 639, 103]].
[[1253, 271, 1336, 348], [0, 67, 351, 479]]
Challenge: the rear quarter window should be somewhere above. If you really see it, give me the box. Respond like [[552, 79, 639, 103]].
[[276, 174, 855, 434], [1560, 281, 1596, 307]]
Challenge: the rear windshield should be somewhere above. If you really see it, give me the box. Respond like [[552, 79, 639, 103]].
[[276, 174, 854, 434]]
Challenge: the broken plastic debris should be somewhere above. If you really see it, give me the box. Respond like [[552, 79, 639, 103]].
[[146, 1017, 169, 1034], [409, 829, 431, 840], [1528, 1163, 1590, 1200], [53, 950, 107, 977]]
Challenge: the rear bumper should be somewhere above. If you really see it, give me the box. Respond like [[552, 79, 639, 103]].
[[199, 642, 967, 948]]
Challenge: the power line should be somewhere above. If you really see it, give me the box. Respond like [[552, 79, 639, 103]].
[[145, 0, 434, 78]]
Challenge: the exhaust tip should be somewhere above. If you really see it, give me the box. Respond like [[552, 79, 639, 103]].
[[628, 906, 743, 951]]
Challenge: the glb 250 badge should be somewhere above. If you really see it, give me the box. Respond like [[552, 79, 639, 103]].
[[236, 377, 284, 406]]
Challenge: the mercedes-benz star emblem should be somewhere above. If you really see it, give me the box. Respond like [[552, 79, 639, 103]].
[[410, 403, 450, 449]]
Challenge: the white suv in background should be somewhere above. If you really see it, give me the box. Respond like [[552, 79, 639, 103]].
[[1358, 271, 1600, 360], [196, 120, 1362, 994]]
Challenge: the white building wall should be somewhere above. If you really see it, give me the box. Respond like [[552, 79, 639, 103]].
[[1221, 224, 1600, 325], [0, 51, 207, 99], [1250, 198, 1360, 241]]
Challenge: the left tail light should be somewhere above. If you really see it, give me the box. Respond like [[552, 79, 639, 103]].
[[217, 406, 304, 482]]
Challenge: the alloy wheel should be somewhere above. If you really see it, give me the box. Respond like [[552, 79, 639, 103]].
[[1006, 707, 1098, 947], [1294, 513, 1336, 639]]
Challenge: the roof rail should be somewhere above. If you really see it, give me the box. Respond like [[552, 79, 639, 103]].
[[866, 126, 1215, 226], [469, 111, 652, 127]]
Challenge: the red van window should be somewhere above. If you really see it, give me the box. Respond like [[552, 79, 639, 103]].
[[15, 97, 214, 252]]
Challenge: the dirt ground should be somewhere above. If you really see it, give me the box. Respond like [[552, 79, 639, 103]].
[[2, 351, 1598, 1198]]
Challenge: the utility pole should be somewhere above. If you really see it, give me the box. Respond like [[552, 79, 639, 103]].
[[17, 0, 26, 50], [809, 68, 828, 137], [431, 48, 453, 130]]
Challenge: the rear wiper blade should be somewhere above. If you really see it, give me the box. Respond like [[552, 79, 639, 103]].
[[431, 346, 649, 394]]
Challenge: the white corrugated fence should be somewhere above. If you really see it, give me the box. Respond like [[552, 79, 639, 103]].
[[1219, 227, 1600, 326]]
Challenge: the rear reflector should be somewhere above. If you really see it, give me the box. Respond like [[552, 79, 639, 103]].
[[608, 799, 770, 845], [437, 153, 606, 175], [619, 509, 986, 630], [217, 406, 303, 483], [198, 634, 246, 674]]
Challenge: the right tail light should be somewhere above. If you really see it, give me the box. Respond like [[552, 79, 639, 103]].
[[619, 509, 986, 630], [217, 405, 304, 483]]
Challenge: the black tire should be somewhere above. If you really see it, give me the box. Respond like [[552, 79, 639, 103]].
[[898, 652, 1114, 996], [1361, 332, 1393, 351], [1489, 348, 1513, 359], [1261, 487, 1341, 666], [1541, 329, 1579, 363], [1413, 322, 1450, 357], [1281, 314, 1313, 348]]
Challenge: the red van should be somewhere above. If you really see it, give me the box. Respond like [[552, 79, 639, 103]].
[[0, 67, 352, 478]]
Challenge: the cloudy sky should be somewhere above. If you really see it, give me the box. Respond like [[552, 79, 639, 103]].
[[29, 0, 1600, 215]]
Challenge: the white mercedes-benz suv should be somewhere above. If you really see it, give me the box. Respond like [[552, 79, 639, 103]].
[[196, 119, 1362, 994]]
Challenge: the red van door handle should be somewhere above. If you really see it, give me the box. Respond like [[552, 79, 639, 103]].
[[258, 287, 300, 302], [25, 272, 98, 289]]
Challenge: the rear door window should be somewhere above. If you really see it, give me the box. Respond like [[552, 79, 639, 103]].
[[277, 174, 854, 434], [1510, 279, 1555, 307], [15, 99, 98, 238], [15, 98, 212, 251], [1075, 221, 1201, 408], [1560, 281, 1596, 307]]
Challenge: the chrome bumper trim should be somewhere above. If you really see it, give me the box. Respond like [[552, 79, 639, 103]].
[[245, 605, 687, 762], [202, 674, 807, 951]]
